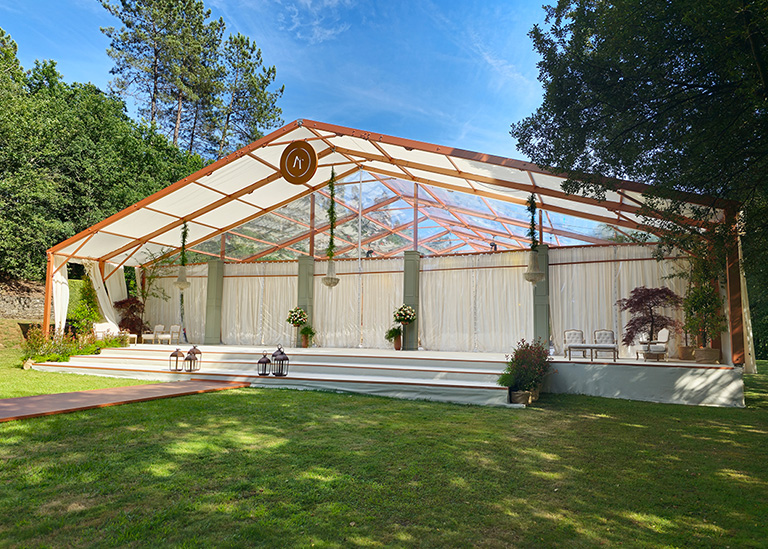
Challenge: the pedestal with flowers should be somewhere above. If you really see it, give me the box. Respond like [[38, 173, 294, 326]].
[[393, 304, 417, 351]]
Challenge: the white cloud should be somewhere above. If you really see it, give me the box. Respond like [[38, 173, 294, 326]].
[[277, 0, 356, 44]]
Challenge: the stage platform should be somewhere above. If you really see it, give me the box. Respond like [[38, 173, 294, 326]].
[[31, 345, 746, 408]]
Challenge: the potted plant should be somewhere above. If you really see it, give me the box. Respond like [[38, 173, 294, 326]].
[[497, 339, 551, 405], [684, 279, 726, 363], [299, 324, 316, 348], [385, 325, 403, 350], [617, 286, 682, 349]]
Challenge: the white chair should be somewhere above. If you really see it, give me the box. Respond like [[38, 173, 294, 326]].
[[593, 329, 618, 361], [141, 325, 165, 344], [634, 328, 670, 361], [564, 329, 586, 358], [157, 325, 181, 345]]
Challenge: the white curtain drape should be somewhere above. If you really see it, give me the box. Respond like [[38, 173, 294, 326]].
[[104, 264, 128, 305], [313, 258, 404, 349], [549, 245, 687, 357], [144, 263, 208, 343], [221, 262, 296, 346], [420, 251, 532, 352], [52, 255, 69, 333], [84, 261, 120, 329]]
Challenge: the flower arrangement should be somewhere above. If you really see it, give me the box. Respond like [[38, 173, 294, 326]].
[[286, 307, 308, 327], [497, 338, 551, 392], [393, 304, 416, 324]]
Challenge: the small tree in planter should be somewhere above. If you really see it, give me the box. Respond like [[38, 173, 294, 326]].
[[683, 265, 726, 362], [300, 324, 316, 347], [384, 325, 402, 350], [497, 338, 551, 404], [617, 286, 682, 347]]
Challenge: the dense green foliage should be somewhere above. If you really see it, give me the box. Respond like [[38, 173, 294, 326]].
[[22, 326, 127, 363], [66, 275, 103, 335], [511, 0, 768, 356], [100, 0, 284, 159], [0, 29, 203, 281]]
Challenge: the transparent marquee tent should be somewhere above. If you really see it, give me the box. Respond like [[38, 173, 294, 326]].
[[44, 119, 754, 369]]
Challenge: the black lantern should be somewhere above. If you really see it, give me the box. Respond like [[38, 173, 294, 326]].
[[257, 351, 271, 376], [271, 345, 289, 376], [189, 345, 202, 369], [169, 348, 184, 371], [184, 349, 199, 372]]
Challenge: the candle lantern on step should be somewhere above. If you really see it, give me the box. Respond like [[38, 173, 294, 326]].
[[184, 349, 199, 372], [257, 351, 271, 376], [271, 345, 289, 377], [169, 348, 184, 372], [189, 345, 202, 369]]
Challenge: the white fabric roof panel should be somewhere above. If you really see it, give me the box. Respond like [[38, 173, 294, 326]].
[[48, 119, 728, 267]]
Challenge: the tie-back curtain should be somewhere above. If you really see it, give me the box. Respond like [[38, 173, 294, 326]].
[[313, 258, 404, 349], [144, 263, 208, 343], [549, 245, 687, 357], [419, 251, 532, 352], [221, 262, 297, 346]]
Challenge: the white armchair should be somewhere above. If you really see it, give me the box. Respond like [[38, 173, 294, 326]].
[[634, 328, 670, 361]]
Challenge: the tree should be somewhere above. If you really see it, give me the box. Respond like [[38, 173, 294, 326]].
[[617, 287, 683, 347], [100, 0, 178, 124], [511, 0, 768, 355], [214, 33, 284, 159], [0, 29, 203, 280]]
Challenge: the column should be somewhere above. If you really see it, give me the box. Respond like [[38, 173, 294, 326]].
[[204, 259, 224, 344], [403, 250, 420, 350], [297, 255, 315, 347], [533, 245, 550, 345]]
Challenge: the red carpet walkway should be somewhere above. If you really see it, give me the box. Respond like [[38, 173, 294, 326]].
[[0, 380, 251, 423]]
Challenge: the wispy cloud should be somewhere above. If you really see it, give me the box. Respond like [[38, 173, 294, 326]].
[[276, 0, 355, 44]]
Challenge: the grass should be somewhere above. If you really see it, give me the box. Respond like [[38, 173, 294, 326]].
[[0, 319, 154, 399], [0, 318, 766, 547]]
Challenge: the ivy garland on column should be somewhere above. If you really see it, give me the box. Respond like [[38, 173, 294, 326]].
[[326, 168, 337, 259], [526, 193, 538, 251], [322, 168, 340, 287]]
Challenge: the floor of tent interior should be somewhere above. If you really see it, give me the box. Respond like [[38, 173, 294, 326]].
[[31, 344, 746, 408]]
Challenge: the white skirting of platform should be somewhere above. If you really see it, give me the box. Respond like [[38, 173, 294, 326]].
[[31, 345, 745, 408], [545, 360, 745, 407]]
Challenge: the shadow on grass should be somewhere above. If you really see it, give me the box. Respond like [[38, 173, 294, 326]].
[[0, 375, 767, 547]]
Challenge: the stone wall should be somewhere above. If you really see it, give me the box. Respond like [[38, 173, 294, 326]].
[[0, 282, 46, 320]]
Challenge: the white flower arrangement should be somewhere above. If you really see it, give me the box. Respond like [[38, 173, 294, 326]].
[[393, 304, 416, 324], [286, 307, 308, 327]]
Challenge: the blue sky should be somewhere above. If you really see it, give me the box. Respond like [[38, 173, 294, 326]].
[[0, 0, 547, 158]]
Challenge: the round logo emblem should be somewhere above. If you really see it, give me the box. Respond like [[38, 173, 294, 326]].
[[280, 141, 318, 185]]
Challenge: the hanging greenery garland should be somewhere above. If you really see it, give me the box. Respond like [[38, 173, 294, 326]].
[[180, 221, 189, 266], [526, 194, 538, 251], [326, 168, 337, 259]]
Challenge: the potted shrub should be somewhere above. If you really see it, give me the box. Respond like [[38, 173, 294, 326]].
[[385, 326, 403, 350], [684, 279, 726, 363], [617, 286, 682, 350], [497, 339, 551, 405], [299, 324, 316, 348]]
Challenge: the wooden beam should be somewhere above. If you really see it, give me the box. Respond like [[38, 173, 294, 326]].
[[43, 253, 53, 337]]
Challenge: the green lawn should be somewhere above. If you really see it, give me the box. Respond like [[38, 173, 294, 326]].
[[0, 320, 154, 399], [0, 319, 766, 547]]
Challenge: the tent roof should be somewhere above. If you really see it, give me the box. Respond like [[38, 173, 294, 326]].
[[49, 119, 732, 267]]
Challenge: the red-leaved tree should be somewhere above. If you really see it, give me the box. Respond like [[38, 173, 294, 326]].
[[617, 286, 683, 347]]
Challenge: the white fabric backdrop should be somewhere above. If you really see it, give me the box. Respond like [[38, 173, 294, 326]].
[[221, 262, 296, 346], [549, 245, 687, 357], [420, 251, 533, 352], [52, 255, 69, 333], [104, 264, 128, 305], [83, 261, 120, 329], [313, 258, 404, 348], [144, 263, 208, 343]]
